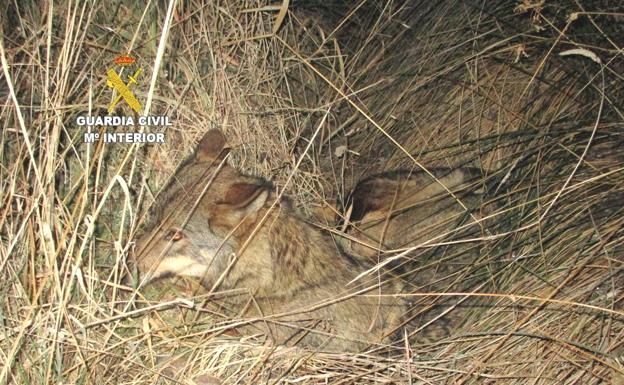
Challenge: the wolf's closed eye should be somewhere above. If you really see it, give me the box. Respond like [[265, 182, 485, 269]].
[[164, 229, 183, 242]]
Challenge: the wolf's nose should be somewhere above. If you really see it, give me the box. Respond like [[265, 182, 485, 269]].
[[121, 271, 134, 288], [121, 268, 135, 288], [122, 255, 138, 288]]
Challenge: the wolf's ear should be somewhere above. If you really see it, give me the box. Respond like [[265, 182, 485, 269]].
[[223, 182, 269, 215], [195, 129, 229, 162]]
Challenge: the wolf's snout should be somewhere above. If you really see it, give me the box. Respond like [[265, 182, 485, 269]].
[[122, 248, 139, 287]]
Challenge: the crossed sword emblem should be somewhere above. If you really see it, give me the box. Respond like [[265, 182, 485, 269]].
[[107, 67, 142, 113]]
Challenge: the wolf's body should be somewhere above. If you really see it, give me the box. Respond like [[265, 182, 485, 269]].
[[131, 130, 404, 352], [342, 167, 492, 344], [344, 168, 486, 262]]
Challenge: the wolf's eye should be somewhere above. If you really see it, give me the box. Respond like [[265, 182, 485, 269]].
[[165, 229, 183, 242]]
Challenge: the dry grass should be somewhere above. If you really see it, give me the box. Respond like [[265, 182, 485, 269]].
[[1, 0, 623, 384]]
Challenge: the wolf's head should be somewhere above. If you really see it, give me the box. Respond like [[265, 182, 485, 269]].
[[128, 130, 272, 288]]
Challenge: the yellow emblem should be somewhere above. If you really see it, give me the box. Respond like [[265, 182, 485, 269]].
[[107, 57, 142, 114]]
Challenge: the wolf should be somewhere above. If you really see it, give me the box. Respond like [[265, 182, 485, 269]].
[[128, 130, 405, 352]]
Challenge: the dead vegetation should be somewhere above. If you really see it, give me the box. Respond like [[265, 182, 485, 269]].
[[0, 0, 622, 384]]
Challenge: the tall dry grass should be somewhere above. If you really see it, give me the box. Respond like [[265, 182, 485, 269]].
[[0, 0, 622, 384]]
